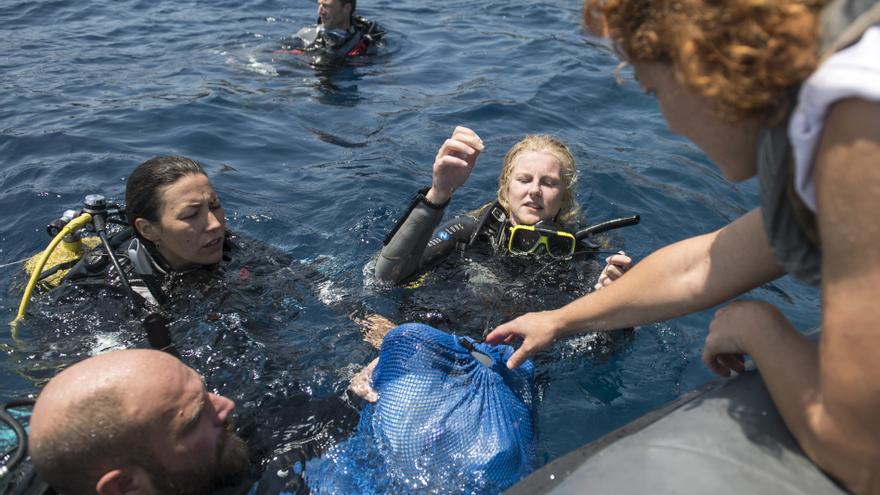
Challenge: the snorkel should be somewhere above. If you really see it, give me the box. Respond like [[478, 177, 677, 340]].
[[574, 215, 640, 241]]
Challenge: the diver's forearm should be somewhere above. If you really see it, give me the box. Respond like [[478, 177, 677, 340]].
[[375, 200, 445, 284], [556, 210, 785, 335], [554, 238, 718, 333]]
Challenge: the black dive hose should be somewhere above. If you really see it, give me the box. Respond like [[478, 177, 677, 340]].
[[84, 196, 180, 359], [97, 230, 140, 309], [0, 399, 35, 479], [97, 231, 181, 359], [575, 215, 640, 240], [144, 313, 180, 358]]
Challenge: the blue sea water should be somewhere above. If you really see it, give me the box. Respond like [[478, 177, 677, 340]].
[[0, 0, 820, 491]]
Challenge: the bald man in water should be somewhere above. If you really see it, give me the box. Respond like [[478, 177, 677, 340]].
[[29, 349, 250, 495]]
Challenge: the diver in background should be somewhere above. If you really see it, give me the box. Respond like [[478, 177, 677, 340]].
[[375, 126, 632, 290], [279, 0, 385, 58]]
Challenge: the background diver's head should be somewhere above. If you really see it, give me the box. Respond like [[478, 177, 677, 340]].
[[497, 135, 580, 226], [29, 349, 250, 495], [318, 0, 355, 30], [126, 156, 227, 270], [581, 0, 827, 181]]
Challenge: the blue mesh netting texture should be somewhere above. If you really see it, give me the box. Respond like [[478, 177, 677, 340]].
[[305, 323, 536, 494]]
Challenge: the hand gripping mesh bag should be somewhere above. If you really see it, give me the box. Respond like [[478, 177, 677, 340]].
[[305, 323, 536, 494]]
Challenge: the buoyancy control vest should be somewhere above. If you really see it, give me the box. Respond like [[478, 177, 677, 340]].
[[281, 15, 385, 58]]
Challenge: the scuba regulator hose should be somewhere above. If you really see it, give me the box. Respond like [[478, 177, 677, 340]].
[[96, 229, 139, 305], [87, 202, 180, 358], [10, 213, 93, 337]]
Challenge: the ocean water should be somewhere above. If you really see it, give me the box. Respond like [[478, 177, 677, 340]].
[[0, 0, 820, 491]]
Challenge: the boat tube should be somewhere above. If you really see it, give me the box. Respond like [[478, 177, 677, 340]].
[[508, 370, 845, 495]]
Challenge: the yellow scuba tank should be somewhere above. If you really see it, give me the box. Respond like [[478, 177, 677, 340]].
[[22, 210, 100, 290], [11, 210, 94, 335]]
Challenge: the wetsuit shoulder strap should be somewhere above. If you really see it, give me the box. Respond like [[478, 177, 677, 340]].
[[353, 15, 385, 39]]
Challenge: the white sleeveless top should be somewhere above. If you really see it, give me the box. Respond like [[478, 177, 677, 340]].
[[789, 24, 880, 212]]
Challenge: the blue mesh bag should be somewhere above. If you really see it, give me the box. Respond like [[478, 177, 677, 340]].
[[305, 323, 536, 494]]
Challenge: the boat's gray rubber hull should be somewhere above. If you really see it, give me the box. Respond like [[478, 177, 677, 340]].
[[508, 371, 845, 495]]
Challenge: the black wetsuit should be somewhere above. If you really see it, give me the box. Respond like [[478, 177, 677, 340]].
[[375, 188, 595, 286], [13, 227, 362, 495], [58, 227, 236, 310], [374, 189, 613, 339], [280, 15, 385, 58]]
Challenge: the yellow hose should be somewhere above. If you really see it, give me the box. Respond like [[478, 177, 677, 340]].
[[10, 213, 92, 337]]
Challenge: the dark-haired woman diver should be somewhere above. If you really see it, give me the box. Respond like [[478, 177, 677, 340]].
[[51, 156, 234, 311], [12, 155, 362, 492]]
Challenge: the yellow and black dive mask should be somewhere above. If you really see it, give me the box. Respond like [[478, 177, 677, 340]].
[[506, 221, 576, 259]]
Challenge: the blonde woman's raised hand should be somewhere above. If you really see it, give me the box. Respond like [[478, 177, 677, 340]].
[[426, 126, 484, 205]]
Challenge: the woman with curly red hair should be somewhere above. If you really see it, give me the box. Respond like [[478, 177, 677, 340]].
[[486, 1, 880, 492]]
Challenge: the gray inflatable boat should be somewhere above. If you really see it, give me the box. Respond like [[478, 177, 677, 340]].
[[509, 370, 845, 494]]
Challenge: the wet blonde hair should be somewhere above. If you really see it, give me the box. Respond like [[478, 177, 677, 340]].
[[496, 135, 581, 225], [583, 0, 830, 124]]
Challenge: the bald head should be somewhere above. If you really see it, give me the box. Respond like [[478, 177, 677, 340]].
[[32, 349, 183, 426], [30, 350, 201, 494]]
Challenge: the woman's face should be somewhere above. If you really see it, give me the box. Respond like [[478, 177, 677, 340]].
[[632, 61, 759, 182], [506, 151, 565, 225], [135, 173, 226, 269]]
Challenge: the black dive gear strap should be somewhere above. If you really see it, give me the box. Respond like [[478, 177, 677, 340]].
[[301, 15, 384, 56], [89, 222, 180, 360], [469, 202, 507, 246], [51, 198, 183, 359], [382, 187, 450, 246]]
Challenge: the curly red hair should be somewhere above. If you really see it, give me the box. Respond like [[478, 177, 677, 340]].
[[583, 0, 831, 123]]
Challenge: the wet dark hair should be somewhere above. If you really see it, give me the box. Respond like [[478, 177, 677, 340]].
[[125, 156, 206, 236]]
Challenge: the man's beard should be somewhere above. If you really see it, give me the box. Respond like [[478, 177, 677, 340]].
[[144, 424, 250, 495]]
